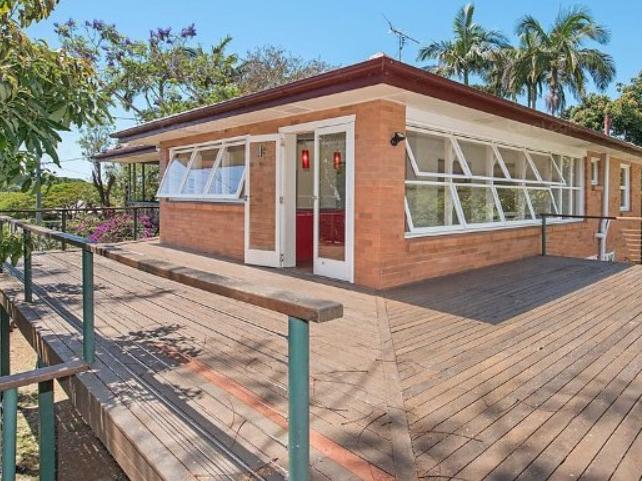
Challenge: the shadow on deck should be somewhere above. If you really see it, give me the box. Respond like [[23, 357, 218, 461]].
[[382, 256, 632, 324], [2, 243, 641, 481]]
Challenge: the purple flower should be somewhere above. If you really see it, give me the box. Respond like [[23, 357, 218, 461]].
[[91, 19, 105, 30], [180, 24, 197, 38], [65, 19, 76, 28], [156, 27, 171, 41]]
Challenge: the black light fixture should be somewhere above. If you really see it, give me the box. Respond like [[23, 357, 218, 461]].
[[390, 132, 406, 146]]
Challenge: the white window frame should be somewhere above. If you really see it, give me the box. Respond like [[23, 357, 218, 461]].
[[157, 136, 248, 201], [620, 164, 631, 212], [404, 125, 584, 237], [591, 158, 600, 186]]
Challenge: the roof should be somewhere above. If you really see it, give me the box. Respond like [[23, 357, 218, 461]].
[[113, 56, 642, 158], [92, 144, 159, 164]]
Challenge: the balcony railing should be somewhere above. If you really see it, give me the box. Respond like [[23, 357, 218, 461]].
[[0, 213, 343, 481]]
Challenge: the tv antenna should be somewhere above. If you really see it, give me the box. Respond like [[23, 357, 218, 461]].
[[383, 15, 419, 61]]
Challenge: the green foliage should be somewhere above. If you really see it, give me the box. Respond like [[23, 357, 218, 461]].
[[55, 20, 238, 122], [237, 46, 334, 94], [513, 6, 615, 115], [609, 73, 642, 146], [0, 190, 34, 212], [563, 93, 611, 132], [417, 3, 509, 86], [0, 225, 25, 266], [419, 4, 615, 116], [78, 124, 118, 206], [41, 180, 99, 208], [0, 179, 99, 216], [0, 0, 111, 189], [564, 73, 642, 147]]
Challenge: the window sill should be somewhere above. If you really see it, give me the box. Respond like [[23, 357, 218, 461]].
[[405, 218, 584, 239], [160, 197, 244, 205]]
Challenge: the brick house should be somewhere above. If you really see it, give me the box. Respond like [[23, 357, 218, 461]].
[[107, 56, 642, 289]]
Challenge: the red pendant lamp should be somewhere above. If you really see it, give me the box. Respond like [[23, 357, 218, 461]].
[[301, 149, 310, 169], [333, 151, 342, 170]]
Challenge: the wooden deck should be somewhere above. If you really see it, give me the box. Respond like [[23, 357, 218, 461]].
[[2, 241, 642, 481]]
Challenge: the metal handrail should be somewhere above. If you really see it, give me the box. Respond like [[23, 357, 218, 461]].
[[0, 206, 160, 243], [0, 214, 343, 481], [540, 213, 642, 260]]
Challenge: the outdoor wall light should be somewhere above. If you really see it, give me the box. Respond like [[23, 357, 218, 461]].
[[390, 132, 406, 146], [333, 151, 342, 170], [301, 149, 310, 169]]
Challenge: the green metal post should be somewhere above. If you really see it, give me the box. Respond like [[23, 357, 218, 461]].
[[0, 219, 4, 273], [141, 163, 146, 201], [61, 210, 67, 251], [133, 207, 138, 240], [2, 387, 18, 481], [23, 229, 32, 302], [82, 249, 95, 364], [541, 215, 547, 256], [1, 306, 9, 377], [38, 356, 56, 481], [288, 316, 310, 481]]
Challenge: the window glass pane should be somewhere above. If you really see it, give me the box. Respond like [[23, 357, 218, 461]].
[[407, 131, 466, 176], [458, 139, 504, 178], [530, 152, 561, 183], [573, 189, 582, 215], [158, 151, 192, 195], [620, 166, 628, 186], [407, 131, 446, 174], [181, 148, 219, 195], [499, 147, 537, 181], [560, 156, 573, 184], [573, 158, 582, 186], [207, 144, 245, 195], [552, 188, 573, 215], [318, 131, 346, 261], [455, 185, 501, 223], [591, 159, 599, 184], [406, 184, 460, 229], [496, 187, 531, 221], [528, 189, 555, 217]]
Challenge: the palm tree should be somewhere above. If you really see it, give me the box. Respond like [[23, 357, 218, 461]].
[[417, 3, 509, 85], [514, 6, 615, 115]]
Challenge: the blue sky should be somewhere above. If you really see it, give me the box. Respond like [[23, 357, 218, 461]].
[[27, 0, 642, 179]]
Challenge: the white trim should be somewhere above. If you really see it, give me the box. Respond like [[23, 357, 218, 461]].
[[406, 108, 587, 158], [278, 115, 356, 134], [312, 121, 355, 283], [157, 135, 249, 200], [404, 125, 584, 237], [244, 136, 282, 267], [620, 163, 631, 212], [591, 157, 600, 186], [404, 217, 584, 238]]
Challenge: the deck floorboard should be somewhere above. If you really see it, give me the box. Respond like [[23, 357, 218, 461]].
[[2, 241, 641, 481]]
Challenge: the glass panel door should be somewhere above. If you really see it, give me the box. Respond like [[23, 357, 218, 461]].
[[313, 123, 353, 281], [245, 137, 282, 267]]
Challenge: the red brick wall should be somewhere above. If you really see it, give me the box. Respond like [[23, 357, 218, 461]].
[[160, 200, 245, 259], [157, 100, 641, 289], [248, 141, 276, 251]]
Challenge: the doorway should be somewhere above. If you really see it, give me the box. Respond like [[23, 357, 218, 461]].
[[280, 116, 355, 282]]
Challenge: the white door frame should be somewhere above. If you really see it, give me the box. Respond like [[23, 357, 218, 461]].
[[313, 122, 355, 282], [244, 134, 282, 267]]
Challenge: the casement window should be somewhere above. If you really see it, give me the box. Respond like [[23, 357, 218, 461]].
[[591, 158, 600, 186], [620, 164, 631, 211], [157, 138, 247, 200], [404, 127, 584, 236]]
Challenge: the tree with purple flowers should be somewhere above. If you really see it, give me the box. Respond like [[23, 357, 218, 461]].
[[55, 20, 239, 121]]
